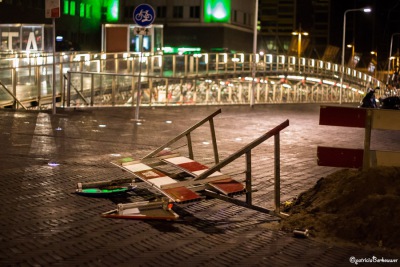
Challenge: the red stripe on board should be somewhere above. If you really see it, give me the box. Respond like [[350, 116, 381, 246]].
[[209, 178, 245, 195], [178, 161, 209, 172], [319, 106, 366, 128], [163, 186, 202, 202], [317, 146, 364, 168], [134, 169, 166, 180]]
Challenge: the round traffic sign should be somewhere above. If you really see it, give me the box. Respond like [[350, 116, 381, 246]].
[[133, 4, 156, 27]]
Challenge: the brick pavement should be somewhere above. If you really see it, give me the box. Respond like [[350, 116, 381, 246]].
[[0, 104, 399, 267]]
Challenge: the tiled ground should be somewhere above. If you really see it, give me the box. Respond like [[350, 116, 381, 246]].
[[1, 104, 399, 267]]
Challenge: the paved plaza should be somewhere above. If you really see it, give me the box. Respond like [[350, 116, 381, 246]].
[[1, 104, 399, 266]]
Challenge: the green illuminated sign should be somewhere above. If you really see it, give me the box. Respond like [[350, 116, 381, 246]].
[[105, 0, 119, 22], [204, 0, 230, 23]]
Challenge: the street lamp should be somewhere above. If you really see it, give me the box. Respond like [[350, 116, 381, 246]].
[[387, 32, 400, 84], [292, 27, 308, 71], [370, 50, 378, 78], [250, 0, 258, 107], [347, 43, 355, 67], [339, 7, 371, 104]]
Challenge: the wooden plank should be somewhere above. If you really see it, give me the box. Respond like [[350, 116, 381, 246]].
[[163, 156, 223, 177], [370, 150, 400, 167], [208, 178, 245, 195], [162, 186, 202, 202], [160, 174, 232, 189], [319, 106, 366, 128], [317, 146, 364, 168], [372, 109, 400, 130], [163, 156, 245, 195]]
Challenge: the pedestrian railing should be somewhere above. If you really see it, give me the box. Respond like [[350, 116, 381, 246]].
[[0, 51, 383, 109]]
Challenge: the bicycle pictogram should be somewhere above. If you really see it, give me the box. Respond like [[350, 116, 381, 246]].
[[135, 9, 153, 23], [133, 4, 155, 27]]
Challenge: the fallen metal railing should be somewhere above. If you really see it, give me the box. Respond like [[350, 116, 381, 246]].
[[143, 108, 290, 216]]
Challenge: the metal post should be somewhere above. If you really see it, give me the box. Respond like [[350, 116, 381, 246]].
[[67, 71, 71, 107], [245, 151, 252, 205], [209, 118, 219, 165], [250, 0, 258, 107], [363, 110, 372, 170], [90, 74, 94, 106], [135, 35, 143, 121], [387, 33, 400, 85], [340, 8, 371, 104], [274, 133, 281, 214], [52, 18, 56, 114], [186, 133, 194, 159]]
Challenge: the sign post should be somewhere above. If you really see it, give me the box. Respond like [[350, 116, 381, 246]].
[[133, 4, 155, 121], [45, 0, 60, 115]]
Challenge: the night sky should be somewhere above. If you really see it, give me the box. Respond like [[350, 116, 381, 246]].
[[330, 0, 400, 68]]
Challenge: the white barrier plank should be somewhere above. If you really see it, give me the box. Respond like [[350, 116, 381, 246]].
[[370, 150, 400, 167], [372, 109, 400, 130]]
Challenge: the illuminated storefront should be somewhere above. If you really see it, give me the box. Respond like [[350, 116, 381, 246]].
[[102, 24, 163, 53], [0, 24, 53, 52]]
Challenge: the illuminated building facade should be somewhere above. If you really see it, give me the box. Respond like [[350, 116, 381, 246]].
[[121, 0, 256, 53], [0, 0, 120, 52]]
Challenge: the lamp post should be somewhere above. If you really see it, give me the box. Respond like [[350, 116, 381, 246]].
[[250, 0, 258, 107], [387, 33, 400, 85], [339, 8, 371, 104], [370, 50, 378, 78], [347, 43, 355, 67], [292, 27, 308, 71]]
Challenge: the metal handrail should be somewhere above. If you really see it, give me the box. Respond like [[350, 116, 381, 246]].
[[0, 80, 27, 110]]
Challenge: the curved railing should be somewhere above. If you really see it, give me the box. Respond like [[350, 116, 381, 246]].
[[0, 51, 385, 109]]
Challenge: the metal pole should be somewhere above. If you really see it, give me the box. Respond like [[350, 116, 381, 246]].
[[298, 33, 301, 71], [135, 35, 143, 121], [52, 18, 56, 114], [250, 0, 258, 107], [387, 33, 400, 85], [274, 133, 280, 214], [340, 8, 371, 104], [339, 11, 347, 105]]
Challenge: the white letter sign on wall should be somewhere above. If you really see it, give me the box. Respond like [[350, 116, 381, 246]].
[[1, 32, 19, 50], [26, 32, 38, 51]]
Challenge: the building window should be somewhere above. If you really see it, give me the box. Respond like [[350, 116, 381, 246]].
[[70, 1, 76, 16], [63, 0, 69, 15], [79, 3, 84, 17], [190, 6, 200, 18], [233, 10, 237, 22], [243, 13, 247, 25], [173, 6, 183, 18], [86, 4, 92, 18], [157, 6, 166, 18]]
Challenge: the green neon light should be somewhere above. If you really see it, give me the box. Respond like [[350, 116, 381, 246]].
[[204, 0, 230, 23], [105, 0, 119, 22], [80, 3, 84, 17], [162, 46, 202, 54], [70, 1, 75, 16], [63, 0, 69, 14]]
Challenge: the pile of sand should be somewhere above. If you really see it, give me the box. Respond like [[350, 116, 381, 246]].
[[281, 167, 400, 252]]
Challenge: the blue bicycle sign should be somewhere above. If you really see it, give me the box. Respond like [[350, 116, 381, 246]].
[[133, 4, 155, 27]]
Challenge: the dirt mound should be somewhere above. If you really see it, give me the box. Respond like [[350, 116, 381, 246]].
[[281, 167, 400, 251]]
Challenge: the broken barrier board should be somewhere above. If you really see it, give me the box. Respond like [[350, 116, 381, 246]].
[[117, 161, 202, 203], [102, 200, 179, 220], [163, 156, 245, 195]]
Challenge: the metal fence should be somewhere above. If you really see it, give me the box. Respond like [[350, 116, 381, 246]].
[[0, 51, 384, 109]]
